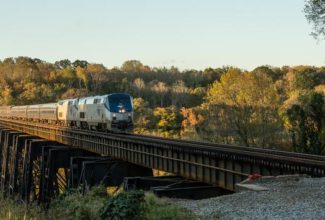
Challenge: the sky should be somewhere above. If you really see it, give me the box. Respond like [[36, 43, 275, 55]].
[[0, 0, 324, 71]]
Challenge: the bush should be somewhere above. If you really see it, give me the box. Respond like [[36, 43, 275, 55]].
[[100, 190, 146, 220]]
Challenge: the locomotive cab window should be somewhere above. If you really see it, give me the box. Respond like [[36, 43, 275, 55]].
[[107, 94, 132, 113]]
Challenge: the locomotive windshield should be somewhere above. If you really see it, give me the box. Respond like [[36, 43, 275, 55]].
[[108, 94, 132, 113]]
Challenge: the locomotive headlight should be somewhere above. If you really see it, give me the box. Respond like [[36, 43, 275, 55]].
[[113, 113, 116, 117]]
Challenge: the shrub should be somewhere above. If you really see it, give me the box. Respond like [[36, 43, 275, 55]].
[[100, 190, 146, 220]]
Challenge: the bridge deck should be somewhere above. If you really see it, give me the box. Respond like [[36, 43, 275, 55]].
[[0, 118, 324, 191]]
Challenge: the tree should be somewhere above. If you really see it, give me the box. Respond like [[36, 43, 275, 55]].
[[171, 80, 189, 107], [252, 65, 283, 81], [153, 106, 182, 137], [180, 107, 205, 140], [59, 68, 77, 88], [76, 66, 90, 91], [305, 0, 325, 40], [73, 60, 89, 68], [133, 78, 145, 97], [292, 67, 317, 90], [86, 64, 108, 92], [0, 85, 14, 105], [152, 82, 169, 107], [206, 68, 282, 147], [133, 98, 153, 133], [286, 92, 325, 155], [55, 59, 72, 69], [121, 60, 144, 73]]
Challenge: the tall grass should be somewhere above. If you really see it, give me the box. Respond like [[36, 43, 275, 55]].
[[0, 193, 45, 220]]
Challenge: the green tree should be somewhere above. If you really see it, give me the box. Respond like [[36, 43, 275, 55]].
[[286, 92, 325, 155], [55, 59, 72, 69], [293, 67, 317, 90], [73, 59, 89, 68], [305, 0, 325, 40]]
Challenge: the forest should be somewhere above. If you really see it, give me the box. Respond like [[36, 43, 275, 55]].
[[0, 56, 324, 155]]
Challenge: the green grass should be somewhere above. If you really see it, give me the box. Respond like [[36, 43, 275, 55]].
[[144, 193, 197, 220]]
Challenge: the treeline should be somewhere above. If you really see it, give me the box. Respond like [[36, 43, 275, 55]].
[[0, 56, 324, 155]]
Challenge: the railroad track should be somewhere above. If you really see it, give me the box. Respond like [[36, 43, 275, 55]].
[[129, 133, 325, 162]]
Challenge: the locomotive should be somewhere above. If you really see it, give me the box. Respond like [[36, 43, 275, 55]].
[[0, 93, 133, 132]]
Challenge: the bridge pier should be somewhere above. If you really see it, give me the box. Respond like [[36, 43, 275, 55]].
[[8, 134, 36, 197], [1, 130, 23, 195]]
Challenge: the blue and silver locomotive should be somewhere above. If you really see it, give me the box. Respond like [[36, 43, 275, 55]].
[[0, 93, 134, 132]]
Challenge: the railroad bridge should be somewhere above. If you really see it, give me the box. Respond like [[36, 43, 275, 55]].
[[1, 118, 325, 203]]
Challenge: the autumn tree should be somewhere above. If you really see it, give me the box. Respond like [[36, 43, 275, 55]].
[[76, 66, 90, 91], [121, 60, 145, 73], [86, 64, 108, 92], [0, 85, 14, 105], [59, 68, 77, 88], [152, 81, 169, 107], [180, 107, 205, 140], [206, 68, 282, 147], [133, 78, 145, 97], [153, 106, 182, 137], [133, 98, 154, 133], [171, 80, 189, 107]]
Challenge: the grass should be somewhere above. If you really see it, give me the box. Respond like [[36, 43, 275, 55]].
[[0, 188, 197, 220], [0, 193, 45, 220], [144, 193, 197, 220]]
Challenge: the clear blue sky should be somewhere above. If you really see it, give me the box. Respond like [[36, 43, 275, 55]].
[[0, 0, 324, 70]]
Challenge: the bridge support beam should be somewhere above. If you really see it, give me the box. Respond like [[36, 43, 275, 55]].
[[38, 146, 93, 204], [70, 156, 153, 193]]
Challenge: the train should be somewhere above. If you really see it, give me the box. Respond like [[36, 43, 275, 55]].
[[0, 93, 134, 132]]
